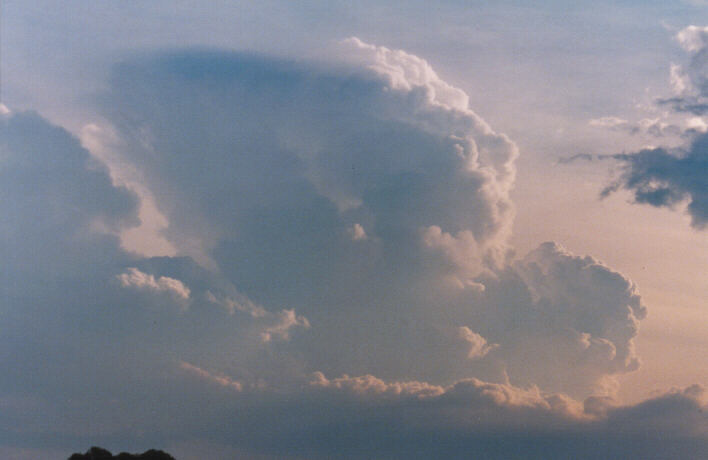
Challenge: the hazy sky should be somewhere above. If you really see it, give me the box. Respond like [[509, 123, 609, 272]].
[[2, 2, 708, 459]]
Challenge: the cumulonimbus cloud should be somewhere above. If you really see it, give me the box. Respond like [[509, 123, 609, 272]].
[[3, 38, 697, 459], [95, 39, 648, 398]]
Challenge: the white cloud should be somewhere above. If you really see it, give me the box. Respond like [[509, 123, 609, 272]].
[[458, 326, 498, 359], [205, 290, 267, 317], [341, 37, 470, 111], [657, 25, 708, 115], [676, 25, 708, 53], [448, 241, 648, 397], [589, 116, 629, 128], [117, 267, 191, 302], [670, 63, 690, 94], [260, 309, 310, 343], [340, 38, 517, 189], [348, 223, 367, 241], [687, 116, 708, 131], [204, 289, 310, 343], [180, 361, 243, 391], [422, 225, 491, 289], [310, 371, 444, 399], [80, 123, 177, 259]]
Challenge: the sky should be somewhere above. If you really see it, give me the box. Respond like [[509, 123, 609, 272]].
[[2, 1, 708, 459]]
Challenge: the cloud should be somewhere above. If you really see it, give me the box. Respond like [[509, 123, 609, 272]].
[[341, 37, 471, 111], [569, 26, 708, 230], [0, 41, 678, 458], [102, 41, 518, 280], [458, 326, 498, 359], [0, 109, 313, 450], [204, 290, 267, 317], [676, 26, 708, 54], [89, 42, 534, 389], [123, 255, 311, 348], [91, 41, 649, 398], [0, 110, 138, 275], [657, 25, 708, 115], [461, 241, 647, 397], [422, 225, 489, 290], [348, 223, 367, 241], [588, 116, 688, 138], [168, 370, 707, 459], [260, 309, 311, 343], [179, 361, 243, 391], [262, 376, 707, 459], [117, 267, 191, 302], [598, 134, 708, 228], [0, 109, 165, 442], [310, 371, 444, 399], [79, 122, 176, 258]]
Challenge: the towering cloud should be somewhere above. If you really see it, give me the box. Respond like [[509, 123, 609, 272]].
[[94, 39, 646, 397], [4, 39, 696, 459]]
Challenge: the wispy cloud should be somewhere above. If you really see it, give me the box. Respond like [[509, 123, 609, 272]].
[[179, 361, 243, 391]]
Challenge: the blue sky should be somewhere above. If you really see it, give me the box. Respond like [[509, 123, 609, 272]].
[[2, 2, 708, 459]]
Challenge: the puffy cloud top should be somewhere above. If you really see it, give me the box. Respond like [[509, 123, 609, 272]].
[[677, 25, 708, 54]]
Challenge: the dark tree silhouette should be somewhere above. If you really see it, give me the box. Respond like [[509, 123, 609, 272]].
[[68, 446, 175, 460]]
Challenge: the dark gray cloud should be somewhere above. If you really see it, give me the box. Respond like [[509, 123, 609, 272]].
[[0, 110, 138, 384], [166, 374, 708, 460], [0, 109, 146, 447], [0, 110, 138, 273], [598, 134, 708, 228], [0, 110, 310, 452]]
